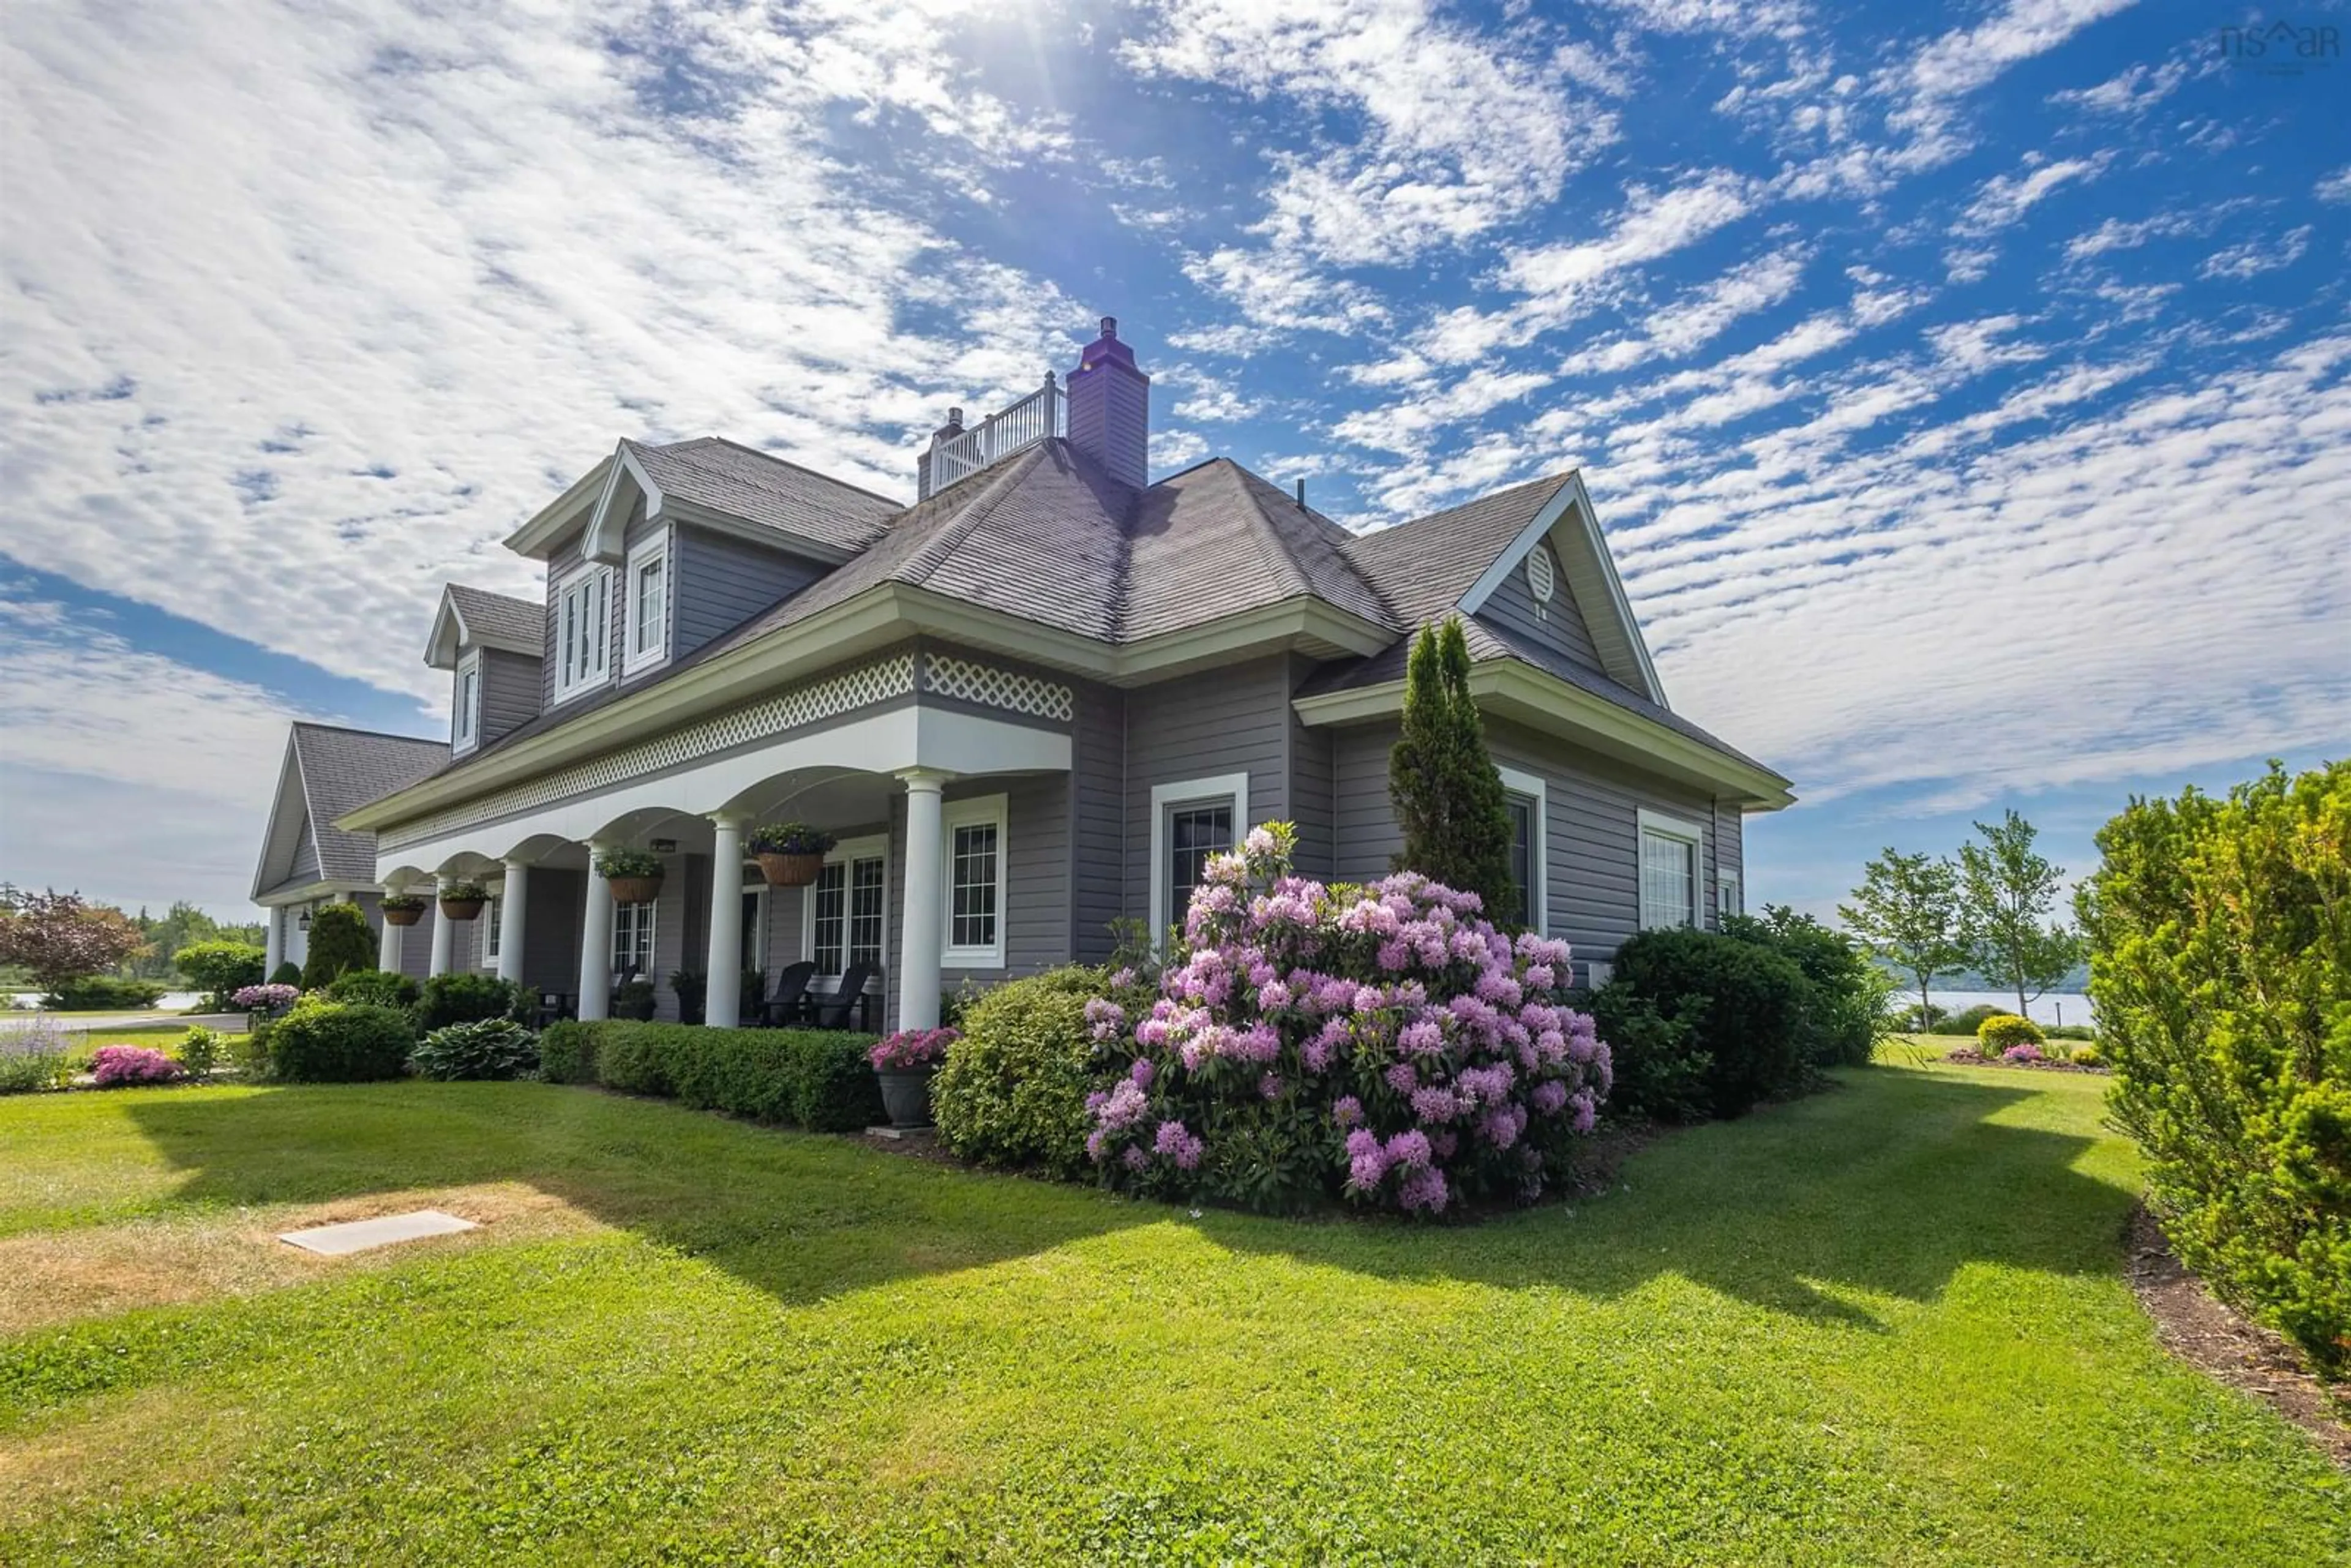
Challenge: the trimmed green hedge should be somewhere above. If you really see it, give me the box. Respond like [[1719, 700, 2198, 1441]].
[[554, 1021, 883, 1132], [268, 1000, 414, 1083]]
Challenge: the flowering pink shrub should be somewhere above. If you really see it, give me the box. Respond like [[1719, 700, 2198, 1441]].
[[2001, 1043, 2046, 1064], [1086, 823, 1610, 1215], [870, 1027, 959, 1071], [231, 983, 301, 1012], [90, 1045, 182, 1087]]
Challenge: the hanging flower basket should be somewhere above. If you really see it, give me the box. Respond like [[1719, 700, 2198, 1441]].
[[438, 881, 488, 922], [596, 849, 666, 907], [748, 823, 834, 886], [380, 894, 427, 928]]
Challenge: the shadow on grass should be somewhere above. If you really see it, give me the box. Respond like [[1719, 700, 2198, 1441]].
[[119, 1084, 1144, 1310], [116, 1066, 2121, 1330]]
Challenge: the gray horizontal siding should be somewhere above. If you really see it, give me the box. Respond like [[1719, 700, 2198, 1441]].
[[1287, 653, 1335, 880], [1330, 714, 1730, 971], [1070, 678, 1125, 963], [672, 525, 828, 662], [287, 817, 320, 882], [1122, 655, 1293, 926], [479, 648, 541, 744], [1479, 556, 1603, 675]]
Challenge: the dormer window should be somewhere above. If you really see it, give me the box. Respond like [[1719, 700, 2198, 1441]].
[[452, 650, 482, 752], [623, 532, 670, 678], [554, 563, 612, 703]]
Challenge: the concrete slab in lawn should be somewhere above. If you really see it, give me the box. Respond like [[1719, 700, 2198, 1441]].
[[278, 1210, 478, 1256]]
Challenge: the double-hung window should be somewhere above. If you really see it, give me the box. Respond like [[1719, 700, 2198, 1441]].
[[554, 563, 612, 703], [1637, 809, 1704, 930], [611, 898, 655, 980], [806, 836, 887, 978], [452, 650, 482, 753], [623, 533, 669, 677], [1149, 773, 1248, 947], [1496, 765, 1547, 933], [481, 894, 501, 967], [941, 795, 1007, 968]]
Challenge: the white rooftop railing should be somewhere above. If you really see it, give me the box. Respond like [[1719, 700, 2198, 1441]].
[[923, 373, 1062, 498]]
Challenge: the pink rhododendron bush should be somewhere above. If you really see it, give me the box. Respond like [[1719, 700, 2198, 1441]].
[[1085, 823, 1611, 1216]]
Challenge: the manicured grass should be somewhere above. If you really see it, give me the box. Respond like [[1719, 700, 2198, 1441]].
[[2, 1061, 2342, 1565]]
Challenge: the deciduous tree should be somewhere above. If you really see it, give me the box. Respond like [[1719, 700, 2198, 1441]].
[[1959, 809, 2081, 1019], [1839, 850, 1966, 1033], [0, 890, 146, 995]]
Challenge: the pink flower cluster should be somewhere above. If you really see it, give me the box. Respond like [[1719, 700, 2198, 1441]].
[[869, 1027, 959, 1070], [232, 983, 301, 1011], [90, 1045, 182, 1087], [1086, 822, 1611, 1215]]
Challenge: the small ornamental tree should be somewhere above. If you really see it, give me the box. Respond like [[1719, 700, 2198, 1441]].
[[299, 902, 377, 991], [1389, 618, 1519, 927], [1959, 809, 2082, 1021], [175, 940, 266, 1010], [1084, 822, 1610, 1215], [1839, 850, 1967, 1034], [0, 890, 146, 996]]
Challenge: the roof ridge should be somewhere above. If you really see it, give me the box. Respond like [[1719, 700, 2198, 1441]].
[[1215, 459, 1316, 605], [1351, 468, 1578, 556], [647, 433, 907, 511], [288, 721, 446, 746], [896, 441, 1053, 588], [1227, 461, 1403, 627]]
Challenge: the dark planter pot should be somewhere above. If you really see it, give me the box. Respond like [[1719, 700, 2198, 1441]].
[[438, 897, 484, 922], [755, 851, 825, 887], [615, 991, 658, 1022], [606, 874, 665, 906], [874, 1064, 938, 1129], [381, 906, 424, 927]]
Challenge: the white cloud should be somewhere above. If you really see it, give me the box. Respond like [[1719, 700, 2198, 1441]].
[[1880, 0, 2140, 167], [2049, 58, 2188, 116], [0, 593, 359, 912], [2200, 226, 2313, 280], [1952, 154, 2108, 235], [2320, 167, 2351, 203]]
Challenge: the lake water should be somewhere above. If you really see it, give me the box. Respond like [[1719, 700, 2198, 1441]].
[[1906, 989, 2095, 1028], [5, 991, 205, 1014]]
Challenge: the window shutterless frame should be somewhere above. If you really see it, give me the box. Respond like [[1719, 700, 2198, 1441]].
[[1496, 763, 1547, 934], [452, 649, 482, 754], [940, 793, 1008, 968], [1148, 773, 1250, 948], [1636, 808, 1705, 930], [621, 530, 670, 678]]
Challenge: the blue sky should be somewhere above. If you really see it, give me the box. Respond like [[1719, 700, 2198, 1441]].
[[2, 0, 2346, 920]]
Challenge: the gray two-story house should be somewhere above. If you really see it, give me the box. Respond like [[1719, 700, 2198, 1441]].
[[253, 317, 1792, 1029]]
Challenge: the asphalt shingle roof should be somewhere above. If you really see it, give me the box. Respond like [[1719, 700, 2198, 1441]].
[[445, 584, 542, 652], [626, 437, 903, 555], [1341, 471, 1567, 626], [290, 724, 449, 880]]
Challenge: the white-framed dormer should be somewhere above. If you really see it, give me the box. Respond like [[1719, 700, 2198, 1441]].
[[621, 528, 672, 680], [452, 649, 483, 756], [940, 793, 1008, 969], [1636, 807, 1706, 930], [552, 560, 613, 705], [1149, 772, 1249, 949], [1496, 763, 1547, 935]]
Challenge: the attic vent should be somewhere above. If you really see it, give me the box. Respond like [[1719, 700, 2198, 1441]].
[[1527, 544, 1556, 606], [918, 374, 1063, 500]]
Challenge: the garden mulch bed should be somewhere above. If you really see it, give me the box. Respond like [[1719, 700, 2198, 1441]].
[[2125, 1204, 2349, 1469], [1941, 1048, 2110, 1074]]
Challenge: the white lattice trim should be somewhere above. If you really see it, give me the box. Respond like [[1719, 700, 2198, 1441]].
[[924, 653, 1073, 721], [378, 655, 916, 852]]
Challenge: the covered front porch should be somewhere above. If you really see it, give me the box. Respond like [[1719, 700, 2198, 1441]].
[[369, 681, 1072, 1032]]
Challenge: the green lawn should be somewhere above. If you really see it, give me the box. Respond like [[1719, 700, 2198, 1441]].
[[2, 1059, 2342, 1566]]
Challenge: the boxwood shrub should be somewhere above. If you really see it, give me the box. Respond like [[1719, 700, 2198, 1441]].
[[321, 969, 421, 1010], [416, 973, 527, 1033], [580, 1022, 883, 1131], [538, 1020, 600, 1085], [932, 966, 1108, 1177], [268, 1000, 414, 1082], [41, 975, 167, 1010], [1976, 1013, 2044, 1052], [1607, 926, 1809, 1119]]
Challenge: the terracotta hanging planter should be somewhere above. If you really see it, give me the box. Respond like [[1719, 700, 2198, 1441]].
[[755, 851, 825, 887], [606, 875, 665, 906], [438, 895, 485, 922], [381, 901, 426, 927]]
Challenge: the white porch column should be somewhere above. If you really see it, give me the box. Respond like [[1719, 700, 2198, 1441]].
[[896, 768, 951, 1030], [578, 844, 615, 1021], [263, 907, 283, 975], [498, 860, 531, 988], [376, 895, 401, 973], [705, 816, 744, 1027], [429, 883, 456, 978]]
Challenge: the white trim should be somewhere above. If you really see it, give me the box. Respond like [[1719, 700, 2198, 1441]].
[[1496, 763, 1547, 936], [582, 443, 666, 563], [452, 649, 482, 755], [1453, 473, 1664, 705], [552, 561, 613, 705], [1637, 808, 1705, 931], [800, 833, 890, 979], [622, 528, 672, 679], [480, 891, 501, 969], [610, 895, 657, 980], [1149, 772, 1250, 948], [940, 793, 1008, 969], [1525, 543, 1556, 606], [1718, 868, 1743, 922]]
